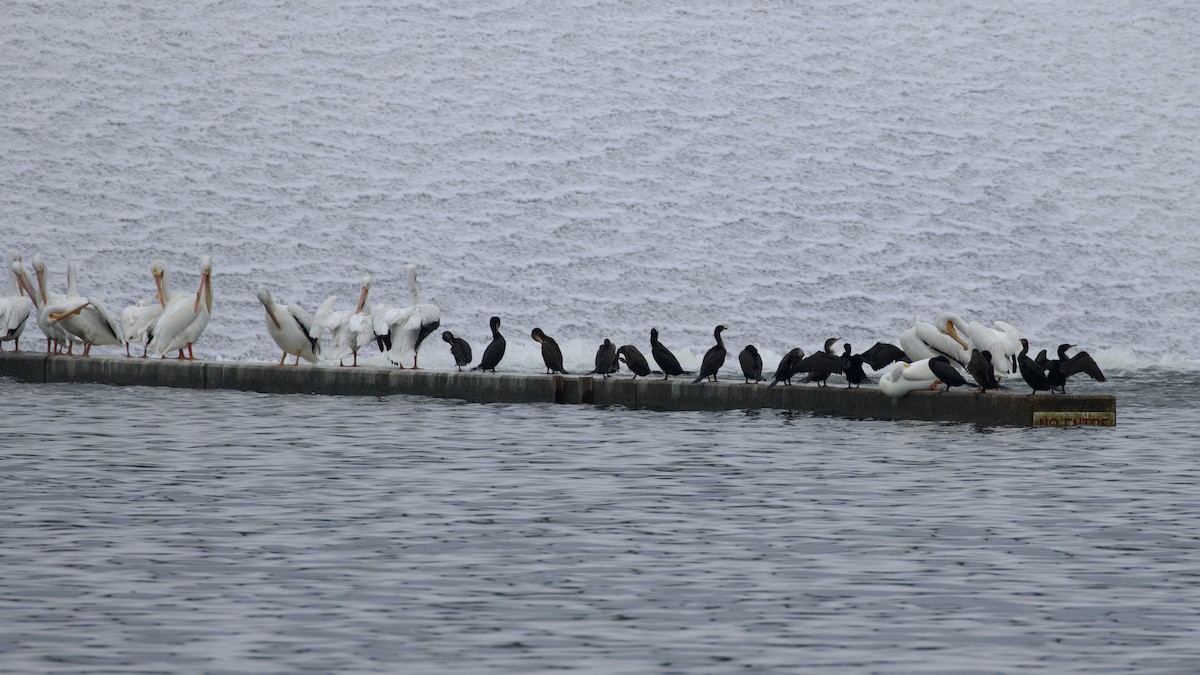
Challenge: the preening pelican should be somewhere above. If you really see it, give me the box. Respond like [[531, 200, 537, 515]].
[[30, 254, 75, 354], [899, 313, 972, 366], [120, 261, 170, 358], [46, 262, 123, 356], [372, 264, 441, 368], [879, 358, 942, 398], [258, 286, 335, 365], [148, 256, 213, 359], [322, 274, 375, 367], [1, 250, 34, 352]]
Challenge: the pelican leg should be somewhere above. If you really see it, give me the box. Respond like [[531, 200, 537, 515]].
[[66, 341, 74, 356], [141, 346, 148, 358], [82, 343, 92, 357], [351, 351, 358, 367], [293, 352, 302, 366], [279, 352, 288, 366], [177, 349, 186, 360]]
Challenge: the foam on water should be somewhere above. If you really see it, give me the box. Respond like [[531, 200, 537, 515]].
[[3, 0, 1198, 372]]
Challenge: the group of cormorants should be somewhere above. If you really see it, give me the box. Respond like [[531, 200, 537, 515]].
[[439, 317, 1107, 397]]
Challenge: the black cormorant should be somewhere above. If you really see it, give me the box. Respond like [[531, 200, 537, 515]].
[[471, 316, 506, 372], [1017, 338, 1054, 396], [590, 338, 618, 378], [1045, 343, 1106, 393], [966, 348, 1000, 396], [797, 337, 844, 386], [442, 330, 472, 371], [767, 347, 805, 388], [617, 344, 651, 379], [738, 345, 764, 383], [842, 343, 873, 388], [928, 355, 968, 392], [532, 327, 568, 374], [859, 342, 910, 371], [650, 327, 686, 380], [692, 325, 728, 383]]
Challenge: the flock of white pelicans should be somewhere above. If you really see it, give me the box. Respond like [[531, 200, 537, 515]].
[[1, 249, 1105, 398]]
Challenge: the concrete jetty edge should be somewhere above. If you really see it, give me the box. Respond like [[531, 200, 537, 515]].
[[0, 352, 1116, 427]]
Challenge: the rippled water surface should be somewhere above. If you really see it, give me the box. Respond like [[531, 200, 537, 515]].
[[2, 372, 1198, 673]]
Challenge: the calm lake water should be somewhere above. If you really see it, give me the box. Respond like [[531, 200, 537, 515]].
[[2, 371, 1197, 673]]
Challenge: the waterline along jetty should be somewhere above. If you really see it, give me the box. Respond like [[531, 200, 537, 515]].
[[0, 353, 1115, 428]]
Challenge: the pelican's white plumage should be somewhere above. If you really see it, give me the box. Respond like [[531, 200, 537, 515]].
[[322, 274, 375, 367], [878, 358, 941, 398], [899, 312, 972, 366], [149, 256, 213, 359], [30, 253, 76, 354], [47, 262, 124, 356], [258, 285, 336, 365], [372, 263, 441, 368], [120, 260, 170, 358], [1, 250, 34, 352]]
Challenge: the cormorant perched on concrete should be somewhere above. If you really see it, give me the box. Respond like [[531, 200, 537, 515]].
[[1043, 343, 1106, 393], [1017, 338, 1054, 396], [928, 355, 968, 392], [442, 330, 472, 370], [472, 316, 506, 372], [738, 345, 764, 383], [692, 325, 728, 383], [859, 341, 911, 371], [966, 348, 1000, 396], [617, 344, 652, 379], [590, 338, 618, 377], [532, 327, 568, 374], [650, 327, 686, 380], [767, 347, 805, 388], [841, 343, 873, 388], [798, 337, 844, 386]]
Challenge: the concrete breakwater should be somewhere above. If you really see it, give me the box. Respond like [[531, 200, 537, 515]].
[[0, 352, 1115, 427]]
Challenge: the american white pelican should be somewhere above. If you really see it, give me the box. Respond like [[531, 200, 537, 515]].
[[372, 263, 441, 368], [148, 256, 213, 359], [257, 286, 335, 365], [321, 274, 374, 367], [30, 254, 76, 354], [120, 261, 170, 358], [1, 250, 34, 352], [898, 313, 972, 366], [879, 358, 943, 398], [937, 312, 1026, 379], [46, 262, 124, 357]]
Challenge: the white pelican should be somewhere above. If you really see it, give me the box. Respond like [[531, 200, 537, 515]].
[[120, 260, 170, 358], [45, 262, 123, 357], [898, 312, 972, 367], [934, 312, 1025, 379], [878, 358, 943, 398], [321, 274, 375, 367], [257, 286, 335, 366], [148, 256, 213, 360], [30, 253, 76, 354], [1, 250, 34, 352], [372, 263, 441, 368]]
